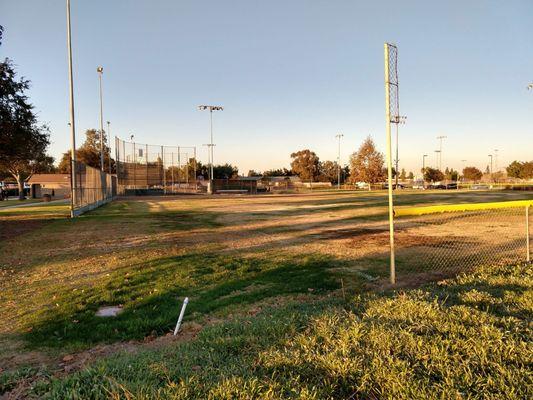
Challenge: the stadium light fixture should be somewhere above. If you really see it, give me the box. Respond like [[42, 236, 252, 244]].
[[198, 105, 224, 194], [527, 83, 533, 90]]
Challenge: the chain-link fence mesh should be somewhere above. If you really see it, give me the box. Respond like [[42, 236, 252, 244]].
[[392, 202, 531, 284], [72, 160, 115, 216], [115, 137, 198, 195]]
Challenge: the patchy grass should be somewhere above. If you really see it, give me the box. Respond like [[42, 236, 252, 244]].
[[24, 253, 340, 349], [1, 190, 532, 397], [37, 263, 532, 399]]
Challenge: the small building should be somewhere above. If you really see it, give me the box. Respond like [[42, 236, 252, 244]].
[[27, 174, 70, 199]]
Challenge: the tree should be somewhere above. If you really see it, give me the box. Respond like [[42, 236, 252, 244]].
[[399, 168, 406, 180], [506, 160, 533, 180], [263, 168, 292, 177], [445, 168, 459, 181], [348, 136, 385, 187], [485, 165, 490, 175], [58, 129, 115, 173], [317, 160, 341, 183], [423, 167, 444, 182], [407, 171, 414, 180], [462, 166, 482, 182], [0, 39, 52, 199], [506, 161, 523, 179], [247, 170, 262, 177], [290, 149, 320, 181], [213, 164, 238, 179], [521, 162, 533, 179]]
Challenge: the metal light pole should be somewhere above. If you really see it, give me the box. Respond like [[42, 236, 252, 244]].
[[198, 105, 223, 194], [393, 115, 406, 187], [66, 0, 77, 217], [434, 150, 441, 169], [436, 135, 447, 171], [107, 121, 111, 173], [335, 133, 343, 190], [488, 154, 493, 180], [97, 66, 105, 171], [422, 154, 428, 187]]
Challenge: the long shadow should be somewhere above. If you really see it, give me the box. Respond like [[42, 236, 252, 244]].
[[22, 252, 346, 349]]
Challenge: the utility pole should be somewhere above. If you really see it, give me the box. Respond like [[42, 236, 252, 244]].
[[488, 154, 493, 180], [198, 105, 223, 194], [335, 133, 343, 190], [66, 0, 77, 217], [97, 66, 105, 171], [436, 135, 447, 171]]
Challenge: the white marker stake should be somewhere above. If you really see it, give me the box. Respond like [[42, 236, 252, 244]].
[[173, 297, 189, 335]]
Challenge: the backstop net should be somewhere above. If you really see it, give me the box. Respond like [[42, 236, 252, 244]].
[[72, 160, 116, 217], [115, 137, 198, 195]]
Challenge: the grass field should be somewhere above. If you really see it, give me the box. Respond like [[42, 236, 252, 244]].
[[0, 190, 531, 398]]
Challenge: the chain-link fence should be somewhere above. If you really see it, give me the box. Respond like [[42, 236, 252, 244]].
[[72, 160, 115, 216], [391, 201, 532, 284], [115, 137, 198, 195]]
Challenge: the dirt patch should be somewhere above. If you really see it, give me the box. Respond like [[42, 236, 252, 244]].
[[0, 219, 46, 242]]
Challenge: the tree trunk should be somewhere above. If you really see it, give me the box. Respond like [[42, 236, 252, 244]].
[[16, 174, 25, 200]]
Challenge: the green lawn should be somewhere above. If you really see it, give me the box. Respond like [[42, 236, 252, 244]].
[[0, 190, 531, 398], [28, 262, 533, 399]]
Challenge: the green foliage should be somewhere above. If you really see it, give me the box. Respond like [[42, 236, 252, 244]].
[[0, 44, 51, 198], [444, 167, 458, 181], [58, 129, 114, 173], [40, 263, 532, 399], [213, 163, 239, 179], [506, 160, 533, 180], [263, 168, 292, 177], [423, 167, 444, 182], [290, 149, 320, 181]]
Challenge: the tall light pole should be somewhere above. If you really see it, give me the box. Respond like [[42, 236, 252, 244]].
[[393, 115, 406, 187], [436, 135, 447, 171], [107, 121, 111, 173], [434, 150, 441, 169], [66, 0, 77, 217], [198, 105, 223, 194], [494, 148, 498, 172], [97, 66, 104, 171], [488, 154, 493, 180], [422, 154, 428, 188], [335, 133, 344, 190]]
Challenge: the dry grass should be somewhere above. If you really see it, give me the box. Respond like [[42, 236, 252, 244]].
[[0, 189, 531, 397]]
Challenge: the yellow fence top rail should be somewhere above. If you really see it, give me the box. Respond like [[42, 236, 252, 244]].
[[395, 199, 533, 217]]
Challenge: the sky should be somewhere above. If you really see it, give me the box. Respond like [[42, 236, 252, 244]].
[[1, 0, 532, 175]]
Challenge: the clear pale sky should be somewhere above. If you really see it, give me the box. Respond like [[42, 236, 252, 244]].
[[2, 0, 532, 174]]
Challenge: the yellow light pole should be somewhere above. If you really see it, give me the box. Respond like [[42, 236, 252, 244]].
[[384, 43, 396, 284]]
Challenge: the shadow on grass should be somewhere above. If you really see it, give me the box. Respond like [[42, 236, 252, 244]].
[[23, 253, 343, 350]]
